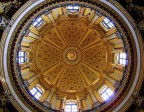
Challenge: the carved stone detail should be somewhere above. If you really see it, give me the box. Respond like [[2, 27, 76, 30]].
[[0, 0, 21, 14], [0, 92, 10, 107], [138, 20, 144, 33], [0, 16, 8, 30]]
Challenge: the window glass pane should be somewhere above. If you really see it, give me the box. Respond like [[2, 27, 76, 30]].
[[122, 60, 126, 65], [120, 59, 123, 64], [100, 87, 107, 93], [18, 51, 27, 63], [32, 22, 37, 26], [104, 18, 109, 23], [74, 6, 79, 9], [72, 105, 77, 108], [35, 95, 40, 99], [107, 90, 113, 96], [65, 102, 78, 112], [106, 88, 110, 93], [36, 94, 41, 97], [36, 92, 41, 97], [30, 90, 35, 95], [18, 52, 21, 56], [32, 17, 43, 27], [120, 54, 123, 58], [123, 53, 126, 58], [30, 87, 42, 100], [103, 95, 109, 101], [68, 6, 73, 9], [120, 53, 126, 58], [102, 93, 107, 98], [18, 59, 21, 63], [72, 109, 78, 111], [20, 52, 24, 56], [36, 21, 43, 27], [33, 88, 37, 92], [67, 5, 79, 13], [65, 105, 71, 108], [101, 87, 113, 101], [103, 18, 114, 29], [20, 58, 24, 63], [117, 53, 128, 65], [37, 17, 42, 22], [108, 23, 113, 27], [65, 108, 71, 111]]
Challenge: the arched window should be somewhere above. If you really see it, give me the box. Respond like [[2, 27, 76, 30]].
[[116, 52, 127, 66], [18, 51, 27, 64], [32, 17, 44, 28], [67, 4, 79, 13], [65, 102, 78, 112], [100, 86, 113, 101], [102, 18, 114, 29], [30, 86, 42, 100]]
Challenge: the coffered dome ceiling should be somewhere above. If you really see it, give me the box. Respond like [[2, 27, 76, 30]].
[[30, 15, 114, 97], [18, 3, 127, 110], [1, 0, 143, 112]]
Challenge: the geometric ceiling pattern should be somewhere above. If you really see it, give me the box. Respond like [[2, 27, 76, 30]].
[[29, 16, 114, 99], [1, 1, 142, 112]]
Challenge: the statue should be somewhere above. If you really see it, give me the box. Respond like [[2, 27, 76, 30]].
[[0, 0, 21, 30], [0, 0, 21, 14], [0, 15, 8, 30]]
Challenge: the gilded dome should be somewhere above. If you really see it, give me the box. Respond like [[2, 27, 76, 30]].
[[1, 1, 143, 112], [17, 4, 128, 111]]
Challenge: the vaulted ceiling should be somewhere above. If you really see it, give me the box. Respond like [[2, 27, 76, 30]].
[[0, 0, 144, 112]]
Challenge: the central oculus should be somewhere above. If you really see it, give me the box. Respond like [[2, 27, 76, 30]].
[[68, 51, 76, 60], [62, 46, 83, 66]]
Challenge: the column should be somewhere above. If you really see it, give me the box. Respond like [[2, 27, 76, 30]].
[[51, 96, 57, 109], [93, 91, 104, 103], [55, 100, 61, 110], [87, 94, 93, 108], [105, 80, 115, 91], [86, 99, 91, 109], [95, 16, 105, 25], [106, 28, 116, 36], [82, 100, 88, 110], [46, 89, 55, 103], [21, 67, 30, 76], [29, 26, 39, 35], [41, 14, 51, 24], [27, 74, 39, 84], [89, 90, 97, 103], [40, 90, 50, 102], [28, 78, 39, 90], [23, 72, 35, 80]]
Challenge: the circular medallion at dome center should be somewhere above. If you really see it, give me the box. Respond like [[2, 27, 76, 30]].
[[62, 46, 83, 66], [68, 51, 76, 60]]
